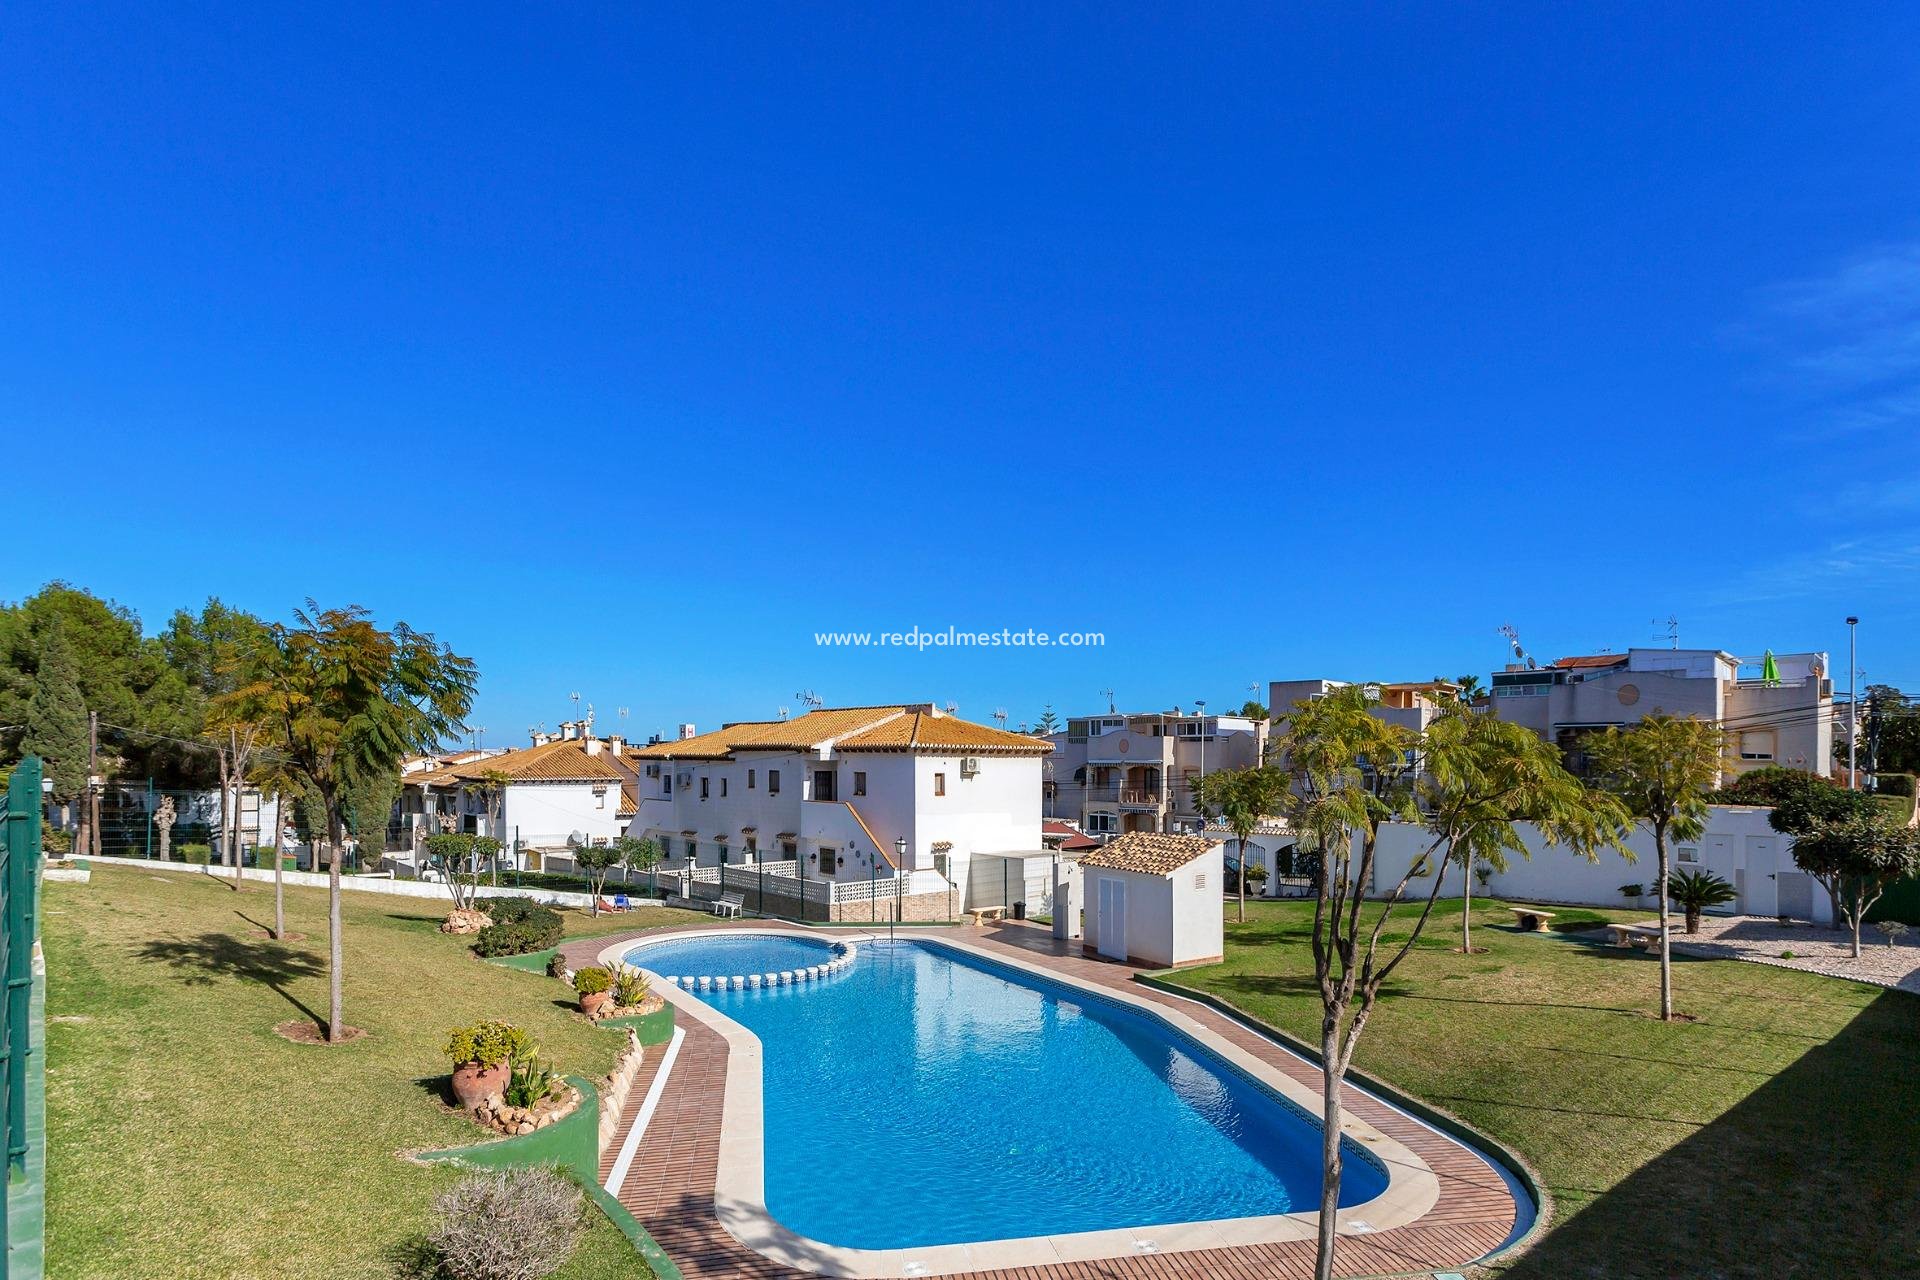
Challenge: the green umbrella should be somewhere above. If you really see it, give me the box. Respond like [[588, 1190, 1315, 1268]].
[[1761, 649, 1780, 686]]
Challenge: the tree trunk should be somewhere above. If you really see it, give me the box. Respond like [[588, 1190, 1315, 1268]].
[[1851, 910, 1863, 959], [1462, 870, 1473, 953], [1655, 825, 1673, 1021], [1315, 1018, 1343, 1280], [273, 850, 285, 940], [326, 808, 345, 1042], [1238, 837, 1247, 924]]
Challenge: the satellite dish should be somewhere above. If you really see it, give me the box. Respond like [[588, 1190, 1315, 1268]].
[[567, 830, 585, 847]]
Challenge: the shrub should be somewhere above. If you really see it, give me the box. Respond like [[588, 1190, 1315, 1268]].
[[612, 966, 649, 1008], [178, 842, 212, 865], [41, 822, 71, 855], [572, 966, 612, 996], [504, 1050, 563, 1109], [1877, 920, 1910, 948], [445, 1020, 527, 1070], [426, 1167, 584, 1280], [470, 899, 563, 957], [1619, 883, 1645, 899]]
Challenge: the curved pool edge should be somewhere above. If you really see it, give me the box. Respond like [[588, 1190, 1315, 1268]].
[[1134, 973, 1547, 1261], [597, 927, 1488, 1278]]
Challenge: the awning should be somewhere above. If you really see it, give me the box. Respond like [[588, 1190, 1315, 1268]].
[[774, 832, 797, 840], [680, 829, 698, 836], [739, 826, 758, 834]]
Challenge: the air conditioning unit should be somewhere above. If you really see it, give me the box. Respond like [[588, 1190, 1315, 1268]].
[[644, 764, 661, 779], [959, 757, 981, 778], [676, 771, 694, 789]]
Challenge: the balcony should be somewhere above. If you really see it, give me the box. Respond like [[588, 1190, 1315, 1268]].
[[1117, 788, 1164, 808]]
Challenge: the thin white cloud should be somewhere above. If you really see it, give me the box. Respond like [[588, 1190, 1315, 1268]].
[[1736, 242, 1920, 440], [1709, 534, 1920, 606]]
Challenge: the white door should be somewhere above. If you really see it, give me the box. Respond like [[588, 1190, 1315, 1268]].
[[1097, 877, 1127, 961]]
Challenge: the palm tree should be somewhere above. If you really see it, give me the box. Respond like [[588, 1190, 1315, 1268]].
[[1664, 869, 1736, 933]]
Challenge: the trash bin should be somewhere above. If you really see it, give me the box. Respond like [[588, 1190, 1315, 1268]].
[[1012, 900, 1026, 921]]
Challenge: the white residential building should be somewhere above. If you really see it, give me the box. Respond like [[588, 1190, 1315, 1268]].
[[1489, 648, 1834, 782], [1045, 709, 1268, 838], [627, 704, 1050, 913], [400, 722, 634, 856]]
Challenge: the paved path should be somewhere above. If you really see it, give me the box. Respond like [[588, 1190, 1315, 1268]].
[[567, 921, 1517, 1280]]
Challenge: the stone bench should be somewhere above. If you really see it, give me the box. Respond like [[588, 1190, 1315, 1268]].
[[1508, 907, 1556, 932]]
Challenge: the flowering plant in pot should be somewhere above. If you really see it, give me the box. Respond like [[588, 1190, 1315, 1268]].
[[573, 966, 614, 1017], [445, 1020, 527, 1110]]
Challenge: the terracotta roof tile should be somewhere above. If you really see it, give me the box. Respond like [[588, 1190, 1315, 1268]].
[[408, 738, 624, 786], [837, 710, 1052, 754], [1077, 831, 1220, 876]]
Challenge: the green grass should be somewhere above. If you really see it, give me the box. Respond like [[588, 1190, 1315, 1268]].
[[1168, 897, 1920, 1280], [42, 866, 710, 1280]]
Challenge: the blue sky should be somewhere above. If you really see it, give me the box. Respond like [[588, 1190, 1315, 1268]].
[[4, 4, 1918, 743]]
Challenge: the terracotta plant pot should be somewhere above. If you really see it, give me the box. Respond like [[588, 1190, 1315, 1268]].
[[580, 991, 613, 1017], [450, 1061, 510, 1110]]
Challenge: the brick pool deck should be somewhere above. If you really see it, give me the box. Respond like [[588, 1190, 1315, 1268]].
[[562, 921, 1518, 1280]]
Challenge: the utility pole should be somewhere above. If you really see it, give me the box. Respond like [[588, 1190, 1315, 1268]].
[[86, 709, 100, 858], [1847, 616, 1860, 789]]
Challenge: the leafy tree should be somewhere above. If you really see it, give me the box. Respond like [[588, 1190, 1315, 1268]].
[[1419, 703, 1628, 954], [23, 619, 87, 806], [1235, 699, 1269, 720], [1586, 715, 1725, 1020], [1863, 684, 1920, 792], [1791, 812, 1920, 956], [1711, 764, 1834, 808], [1188, 765, 1288, 923], [616, 835, 663, 891], [1665, 868, 1737, 934], [1766, 775, 1877, 838], [1034, 705, 1060, 735], [1278, 685, 1622, 1280], [574, 842, 626, 914], [222, 603, 475, 1042]]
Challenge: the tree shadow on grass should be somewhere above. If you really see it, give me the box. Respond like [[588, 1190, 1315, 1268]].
[[1494, 989, 1920, 1280], [133, 931, 327, 1028], [1198, 971, 1415, 1003]]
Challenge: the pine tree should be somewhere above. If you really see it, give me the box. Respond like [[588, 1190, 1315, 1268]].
[[23, 621, 87, 801]]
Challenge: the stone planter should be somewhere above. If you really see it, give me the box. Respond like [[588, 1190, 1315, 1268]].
[[450, 1061, 510, 1110], [580, 991, 613, 1018]]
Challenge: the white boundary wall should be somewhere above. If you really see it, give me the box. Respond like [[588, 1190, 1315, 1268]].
[[77, 855, 599, 909], [1367, 805, 1831, 924]]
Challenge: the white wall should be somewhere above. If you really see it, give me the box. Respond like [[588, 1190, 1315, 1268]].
[[500, 780, 626, 848], [1366, 805, 1831, 923], [1082, 845, 1224, 969]]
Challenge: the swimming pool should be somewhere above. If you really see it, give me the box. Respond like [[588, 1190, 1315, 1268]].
[[623, 933, 844, 981], [656, 934, 1390, 1251]]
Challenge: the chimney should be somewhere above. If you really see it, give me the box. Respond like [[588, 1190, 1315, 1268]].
[[562, 721, 579, 741], [608, 735, 625, 757], [584, 737, 602, 756]]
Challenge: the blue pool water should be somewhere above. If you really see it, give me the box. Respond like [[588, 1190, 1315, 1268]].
[[681, 937, 1389, 1250], [623, 933, 839, 978]]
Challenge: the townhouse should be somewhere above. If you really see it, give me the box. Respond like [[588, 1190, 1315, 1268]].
[[626, 703, 1051, 916], [1044, 708, 1268, 838]]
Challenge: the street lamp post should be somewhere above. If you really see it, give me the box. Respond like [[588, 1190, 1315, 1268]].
[[892, 836, 908, 943], [1847, 616, 1860, 789], [1193, 700, 1207, 834]]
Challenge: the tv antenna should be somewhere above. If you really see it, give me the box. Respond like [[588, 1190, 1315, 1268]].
[[617, 706, 629, 722], [944, 701, 959, 716], [468, 725, 486, 752], [993, 708, 1008, 727], [568, 691, 581, 722], [1099, 686, 1116, 713], [777, 705, 791, 721], [795, 689, 824, 711], [1651, 615, 1680, 649], [1497, 624, 1538, 671]]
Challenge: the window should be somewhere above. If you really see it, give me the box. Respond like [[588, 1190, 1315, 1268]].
[[745, 834, 757, 857], [716, 841, 728, 865], [1678, 846, 1701, 865], [748, 768, 756, 789], [721, 777, 729, 798], [813, 770, 837, 802], [853, 771, 867, 796], [768, 770, 780, 795], [700, 777, 709, 800], [1739, 731, 1775, 761], [1085, 812, 1116, 834], [933, 772, 946, 797], [1194, 873, 1207, 890]]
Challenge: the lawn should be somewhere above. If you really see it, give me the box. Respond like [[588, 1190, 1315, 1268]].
[[41, 866, 706, 1280], [1168, 897, 1920, 1280]]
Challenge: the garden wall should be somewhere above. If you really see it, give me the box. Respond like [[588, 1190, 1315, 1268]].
[[78, 856, 600, 910]]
